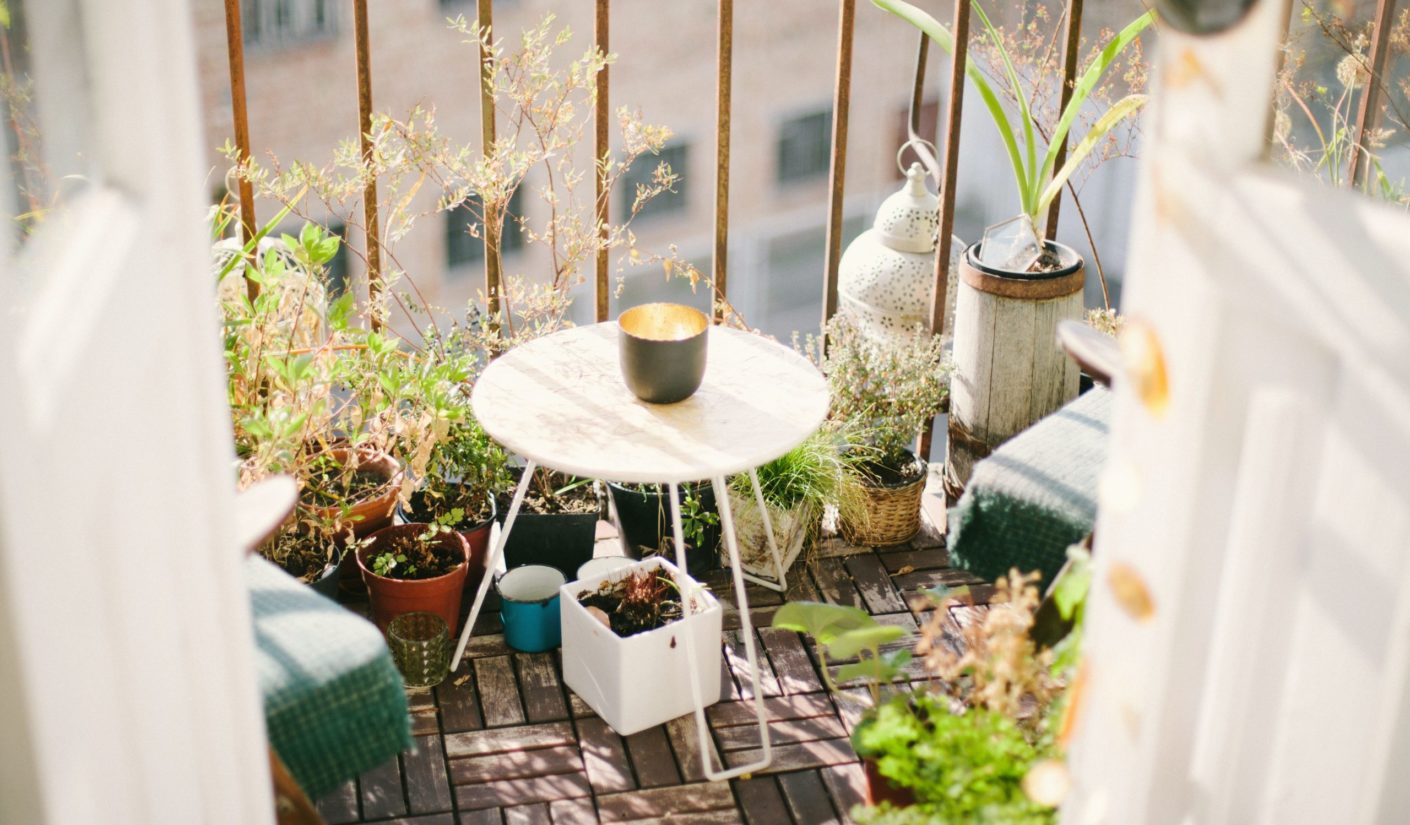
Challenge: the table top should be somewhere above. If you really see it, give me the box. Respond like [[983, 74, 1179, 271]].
[[471, 323, 830, 484]]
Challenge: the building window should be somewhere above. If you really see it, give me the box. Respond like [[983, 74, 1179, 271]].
[[618, 142, 688, 222], [446, 188, 525, 272], [776, 109, 833, 185], [242, 0, 337, 49]]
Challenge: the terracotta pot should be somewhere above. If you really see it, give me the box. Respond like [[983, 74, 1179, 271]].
[[357, 524, 469, 636], [310, 447, 403, 538], [863, 758, 916, 808]]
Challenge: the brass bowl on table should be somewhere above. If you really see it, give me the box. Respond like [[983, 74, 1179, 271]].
[[618, 303, 709, 404]]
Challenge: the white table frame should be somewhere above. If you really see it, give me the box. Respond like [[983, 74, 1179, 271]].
[[449, 459, 783, 781]]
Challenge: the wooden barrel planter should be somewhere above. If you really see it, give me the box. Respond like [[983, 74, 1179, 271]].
[[944, 240, 1084, 498]]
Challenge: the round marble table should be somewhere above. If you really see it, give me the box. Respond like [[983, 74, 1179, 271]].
[[453, 321, 829, 781]]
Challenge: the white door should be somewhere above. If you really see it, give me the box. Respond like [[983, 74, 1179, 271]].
[[1065, 0, 1410, 823], [0, 0, 273, 822]]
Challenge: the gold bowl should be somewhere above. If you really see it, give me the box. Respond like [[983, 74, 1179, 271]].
[[618, 303, 709, 404]]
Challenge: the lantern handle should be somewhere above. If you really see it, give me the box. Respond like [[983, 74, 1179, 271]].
[[897, 137, 941, 182]]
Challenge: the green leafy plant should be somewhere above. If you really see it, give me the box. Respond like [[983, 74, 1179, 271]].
[[771, 601, 911, 707], [874, 0, 1154, 265], [731, 430, 869, 527], [677, 488, 720, 550], [852, 693, 1055, 825], [367, 523, 458, 580]]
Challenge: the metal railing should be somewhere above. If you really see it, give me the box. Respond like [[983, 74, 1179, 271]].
[[219, 0, 1402, 331]]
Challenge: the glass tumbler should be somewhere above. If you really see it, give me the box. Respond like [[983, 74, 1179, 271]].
[[388, 612, 451, 688]]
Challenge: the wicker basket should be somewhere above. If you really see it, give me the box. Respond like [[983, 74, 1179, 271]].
[[842, 463, 927, 547]]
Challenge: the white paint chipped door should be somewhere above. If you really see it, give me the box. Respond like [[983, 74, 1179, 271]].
[[0, 0, 273, 822], [1065, 1, 1410, 823]]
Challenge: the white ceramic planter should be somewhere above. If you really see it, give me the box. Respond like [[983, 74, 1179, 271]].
[[560, 556, 722, 735], [728, 489, 813, 583]]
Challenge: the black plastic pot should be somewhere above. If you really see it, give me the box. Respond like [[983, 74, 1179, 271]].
[[491, 478, 604, 581], [607, 481, 721, 578], [308, 556, 342, 601]]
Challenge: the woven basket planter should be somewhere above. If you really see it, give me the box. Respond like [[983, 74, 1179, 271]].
[[843, 460, 927, 547]]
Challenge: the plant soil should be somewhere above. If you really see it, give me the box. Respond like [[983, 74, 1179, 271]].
[[578, 569, 685, 638], [372, 532, 461, 580], [1026, 247, 1064, 274], [406, 488, 493, 529], [861, 455, 926, 487], [263, 530, 338, 583], [498, 467, 598, 515]]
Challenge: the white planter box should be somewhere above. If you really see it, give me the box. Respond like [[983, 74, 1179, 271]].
[[560, 556, 722, 735], [728, 489, 814, 583]]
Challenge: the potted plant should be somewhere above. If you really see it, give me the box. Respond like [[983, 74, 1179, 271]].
[[771, 601, 915, 804], [560, 556, 722, 735], [727, 431, 869, 583], [356, 522, 471, 635], [811, 315, 948, 546], [607, 481, 721, 577], [399, 413, 508, 596], [260, 520, 345, 601], [874, 1, 1153, 492], [303, 445, 402, 539], [497, 466, 604, 580]]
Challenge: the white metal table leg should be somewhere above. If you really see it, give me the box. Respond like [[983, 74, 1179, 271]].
[[450, 459, 536, 672], [747, 467, 787, 591], [669, 479, 773, 782]]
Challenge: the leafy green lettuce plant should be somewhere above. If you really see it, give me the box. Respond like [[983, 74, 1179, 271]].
[[873, 0, 1154, 244], [771, 601, 911, 707]]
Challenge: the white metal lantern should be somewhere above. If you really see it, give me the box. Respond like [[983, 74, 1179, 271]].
[[837, 162, 960, 343]]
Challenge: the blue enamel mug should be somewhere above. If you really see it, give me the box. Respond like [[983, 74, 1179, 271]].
[[497, 565, 566, 653]]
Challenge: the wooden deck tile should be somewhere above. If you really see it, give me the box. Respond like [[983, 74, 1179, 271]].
[[550, 797, 601, 824], [613, 812, 742, 824], [708, 692, 835, 727], [733, 776, 791, 825], [457, 809, 505, 825], [820, 762, 869, 824], [358, 755, 406, 820], [450, 744, 584, 785], [758, 627, 825, 694], [725, 737, 856, 775], [814, 536, 874, 558], [517, 652, 570, 722], [314, 780, 359, 824], [444, 721, 576, 758], [778, 770, 842, 825], [878, 547, 948, 573], [623, 727, 682, 788], [830, 688, 872, 736], [436, 662, 484, 733], [723, 630, 782, 699], [596, 782, 735, 822], [808, 557, 866, 609], [476, 655, 527, 727], [844, 555, 908, 614], [568, 690, 598, 719], [402, 734, 453, 815], [455, 771, 593, 810], [721, 604, 781, 633], [361, 815, 454, 825], [665, 713, 720, 783], [576, 717, 636, 794], [715, 713, 847, 751], [505, 802, 553, 825]]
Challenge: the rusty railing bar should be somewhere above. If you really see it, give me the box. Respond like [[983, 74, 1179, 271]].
[[906, 32, 943, 183], [595, 0, 610, 323], [919, 0, 971, 463], [477, 0, 502, 319], [821, 0, 857, 327], [222, 0, 259, 301], [353, 0, 382, 330], [1348, 0, 1395, 188], [1044, 0, 1083, 240], [712, 0, 734, 324]]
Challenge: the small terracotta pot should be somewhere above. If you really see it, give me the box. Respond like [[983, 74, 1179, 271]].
[[310, 447, 403, 538], [863, 758, 916, 808], [357, 524, 469, 637]]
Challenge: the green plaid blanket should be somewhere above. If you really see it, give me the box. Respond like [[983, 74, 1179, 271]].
[[247, 556, 410, 798], [948, 387, 1111, 589]]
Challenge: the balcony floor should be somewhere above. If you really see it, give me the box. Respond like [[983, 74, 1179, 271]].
[[317, 489, 986, 825]]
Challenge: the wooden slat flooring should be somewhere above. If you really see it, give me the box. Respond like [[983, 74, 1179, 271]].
[[322, 495, 985, 824]]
